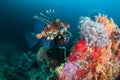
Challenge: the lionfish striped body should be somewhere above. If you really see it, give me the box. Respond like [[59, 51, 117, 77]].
[[34, 9, 70, 40]]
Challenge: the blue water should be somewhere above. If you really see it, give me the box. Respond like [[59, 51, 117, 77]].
[[0, 0, 120, 80], [0, 0, 120, 51]]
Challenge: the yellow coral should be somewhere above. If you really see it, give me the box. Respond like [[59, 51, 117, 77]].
[[56, 64, 64, 74], [108, 67, 113, 78]]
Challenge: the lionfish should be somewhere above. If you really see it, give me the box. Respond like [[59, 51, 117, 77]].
[[26, 9, 71, 48], [34, 9, 70, 40]]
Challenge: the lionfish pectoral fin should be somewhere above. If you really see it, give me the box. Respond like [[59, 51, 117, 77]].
[[47, 9, 59, 21], [34, 11, 52, 24], [34, 9, 60, 25], [25, 31, 39, 48]]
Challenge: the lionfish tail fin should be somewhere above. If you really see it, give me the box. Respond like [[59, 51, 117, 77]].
[[25, 31, 39, 48]]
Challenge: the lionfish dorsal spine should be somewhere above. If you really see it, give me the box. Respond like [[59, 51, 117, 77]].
[[34, 12, 51, 24]]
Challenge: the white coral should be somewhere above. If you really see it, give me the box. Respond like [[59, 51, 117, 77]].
[[78, 17, 108, 48]]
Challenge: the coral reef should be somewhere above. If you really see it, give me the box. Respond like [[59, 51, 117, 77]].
[[56, 14, 120, 80], [1, 13, 120, 80], [0, 46, 67, 80]]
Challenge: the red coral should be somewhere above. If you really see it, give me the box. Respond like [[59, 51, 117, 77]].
[[68, 40, 87, 62], [117, 49, 120, 58], [87, 60, 96, 69], [76, 69, 87, 78], [73, 39, 87, 53], [68, 53, 78, 62], [89, 47, 101, 59], [79, 53, 86, 60], [89, 52, 99, 59]]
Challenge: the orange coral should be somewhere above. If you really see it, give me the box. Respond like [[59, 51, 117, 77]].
[[97, 16, 116, 36]]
